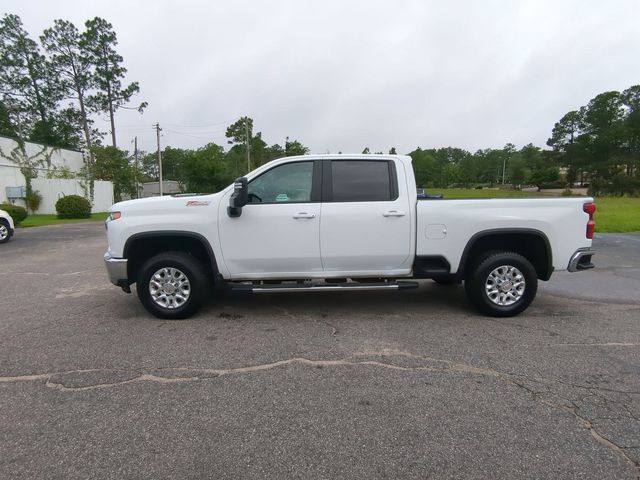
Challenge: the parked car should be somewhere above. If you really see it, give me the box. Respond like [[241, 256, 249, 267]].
[[104, 154, 596, 319], [0, 208, 15, 244]]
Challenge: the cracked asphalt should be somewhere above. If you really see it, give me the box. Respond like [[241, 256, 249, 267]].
[[1, 223, 639, 479]]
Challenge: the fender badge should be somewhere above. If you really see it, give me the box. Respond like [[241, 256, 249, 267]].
[[186, 200, 210, 207]]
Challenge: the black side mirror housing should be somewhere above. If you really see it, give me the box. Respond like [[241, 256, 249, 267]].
[[228, 177, 248, 217]]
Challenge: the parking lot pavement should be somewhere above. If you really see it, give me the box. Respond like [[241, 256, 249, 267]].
[[1, 223, 639, 479]]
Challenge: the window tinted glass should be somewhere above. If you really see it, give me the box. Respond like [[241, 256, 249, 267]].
[[248, 161, 313, 203], [331, 161, 392, 202]]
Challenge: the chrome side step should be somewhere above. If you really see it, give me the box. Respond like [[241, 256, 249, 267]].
[[231, 281, 419, 293]]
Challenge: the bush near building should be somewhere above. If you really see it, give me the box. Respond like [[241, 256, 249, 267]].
[[0, 203, 28, 225], [55, 195, 91, 219]]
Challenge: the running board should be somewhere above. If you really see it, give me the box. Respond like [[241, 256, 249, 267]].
[[231, 281, 419, 294]]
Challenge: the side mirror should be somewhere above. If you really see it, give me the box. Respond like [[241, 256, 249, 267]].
[[228, 177, 248, 217]]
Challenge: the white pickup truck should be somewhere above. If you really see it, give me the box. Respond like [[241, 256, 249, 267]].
[[104, 154, 596, 319]]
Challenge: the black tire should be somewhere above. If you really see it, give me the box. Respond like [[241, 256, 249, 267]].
[[137, 252, 210, 319], [0, 219, 11, 244], [464, 251, 537, 317]]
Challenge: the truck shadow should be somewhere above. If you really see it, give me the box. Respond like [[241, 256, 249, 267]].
[[200, 281, 471, 318]]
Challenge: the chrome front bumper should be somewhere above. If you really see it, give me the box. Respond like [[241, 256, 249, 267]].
[[104, 251, 128, 286], [568, 248, 596, 272]]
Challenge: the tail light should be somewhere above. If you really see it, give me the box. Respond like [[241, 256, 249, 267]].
[[583, 202, 596, 239]]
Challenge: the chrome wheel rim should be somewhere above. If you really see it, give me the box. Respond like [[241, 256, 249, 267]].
[[149, 267, 191, 309], [484, 265, 525, 306], [0, 224, 8, 240]]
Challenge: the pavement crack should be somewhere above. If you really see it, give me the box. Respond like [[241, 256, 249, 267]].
[[2, 349, 638, 475]]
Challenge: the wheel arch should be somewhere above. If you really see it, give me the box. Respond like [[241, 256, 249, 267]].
[[123, 231, 218, 284], [457, 228, 553, 281]]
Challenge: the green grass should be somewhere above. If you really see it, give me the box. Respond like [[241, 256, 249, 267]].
[[432, 188, 640, 233], [591, 197, 640, 233], [19, 212, 109, 228], [430, 187, 546, 198]]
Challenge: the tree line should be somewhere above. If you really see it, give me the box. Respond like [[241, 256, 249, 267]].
[[43, 84, 640, 201], [1, 13, 638, 199]]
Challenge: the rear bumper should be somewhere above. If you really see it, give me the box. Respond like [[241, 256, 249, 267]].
[[567, 248, 595, 272], [104, 251, 128, 286]]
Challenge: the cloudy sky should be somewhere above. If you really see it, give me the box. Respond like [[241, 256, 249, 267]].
[[5, 0, 640, 154]]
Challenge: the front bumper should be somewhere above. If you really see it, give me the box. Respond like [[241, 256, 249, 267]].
[[567, 248, 596, 272], [104, 251, 128, 287]]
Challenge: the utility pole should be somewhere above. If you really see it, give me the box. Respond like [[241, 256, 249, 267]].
[[154, 123, 163, 196], [133, 136, 139, 198], [245, 117, 250, 172]]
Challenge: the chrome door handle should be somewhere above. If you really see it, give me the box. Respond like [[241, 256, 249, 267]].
[[293, 212, 316, 219], [383, 210, 406, 217]]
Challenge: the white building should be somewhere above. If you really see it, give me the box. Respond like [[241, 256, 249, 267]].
[[0, 135, 114, 214]]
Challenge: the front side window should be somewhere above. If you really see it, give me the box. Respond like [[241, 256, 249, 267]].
[[331, 160, 393, 202], [248, 161, 314, 204]]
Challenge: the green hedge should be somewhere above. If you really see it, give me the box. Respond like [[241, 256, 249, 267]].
[[0, 203, 28, 225], [55, 195, 91, 219]]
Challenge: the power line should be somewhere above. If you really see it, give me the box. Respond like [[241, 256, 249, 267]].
[[163, 119, 235, 128]]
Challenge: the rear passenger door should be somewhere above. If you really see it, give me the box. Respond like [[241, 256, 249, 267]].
[[320, 159, 412, 274]]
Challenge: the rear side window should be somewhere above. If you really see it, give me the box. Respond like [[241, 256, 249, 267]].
[[330, 160, 396, 202]]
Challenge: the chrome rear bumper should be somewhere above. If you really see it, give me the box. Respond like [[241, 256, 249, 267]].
[[568, 248, 596, 272]]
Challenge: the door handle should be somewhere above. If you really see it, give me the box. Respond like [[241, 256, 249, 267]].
[[293, 212, 316, 219], [383, 210, 406, 217]]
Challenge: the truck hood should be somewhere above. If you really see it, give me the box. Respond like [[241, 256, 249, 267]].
[[110, 193, 223, 214]]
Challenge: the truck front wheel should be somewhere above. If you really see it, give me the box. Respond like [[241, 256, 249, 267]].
[[137, 252, 209, 319], [464, 252, 537, 317]]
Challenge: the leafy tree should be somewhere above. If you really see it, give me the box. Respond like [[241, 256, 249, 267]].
[[519, 144, 558, 189], [157, 146, 189, 184], [0, 100, 17, 137], [183, 143, 232, 193], [226, 116, 252, 145], [41, 19, 97, 153], [409, 148, 438, 187], [389, 147, 397, 154], [362, 147, 370, 154], [226, 116, 253, 170], [547, 110, 584, 184], [84, 17, 146, 147], [284, 138, 309, 156], [508, 155, 527, 186], [0, 14, 58, 134], [622, 85, 640, 176], [90, 145, 135, 201]]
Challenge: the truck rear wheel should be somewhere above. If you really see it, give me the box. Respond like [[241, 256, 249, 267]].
[[137, 252, 209, 319], [464, 251, 537, 317]]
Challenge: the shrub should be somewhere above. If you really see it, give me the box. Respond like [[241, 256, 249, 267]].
[[0, 203, 28, 225], [561, 188, 574, 196], [55, 195, 91, 219], [25, 190, 43, 213]]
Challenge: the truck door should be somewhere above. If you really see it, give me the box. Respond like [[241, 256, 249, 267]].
[[218, 160, 323, 278], [320, 159, 412, 274]]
